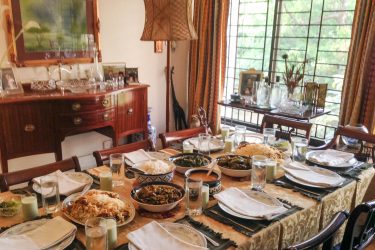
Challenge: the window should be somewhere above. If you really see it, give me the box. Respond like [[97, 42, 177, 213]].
[[223, 0, 356, 140]]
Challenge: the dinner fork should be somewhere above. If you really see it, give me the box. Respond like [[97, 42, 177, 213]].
[[179, 220, 220, 247]]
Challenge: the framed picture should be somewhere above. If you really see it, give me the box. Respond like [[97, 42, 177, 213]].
[[238, 69, 263, 96], [125, 68, 139, 83], [6, 0, 100, 66], [102, 63, 126, 81], [0, 68, 23, 94]]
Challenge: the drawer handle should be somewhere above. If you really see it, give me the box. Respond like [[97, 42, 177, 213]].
[[73, 117, 83, 125], [103, 112, 111, 121], [71, 103, 81, 111], [128, 108, 133, 115], [24, 124, 35, 132], [102, 98, 110, 108]]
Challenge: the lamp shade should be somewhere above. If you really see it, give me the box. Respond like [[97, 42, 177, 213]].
[[141, 0, 197, 41]]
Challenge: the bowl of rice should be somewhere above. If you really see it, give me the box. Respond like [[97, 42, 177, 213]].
[[133, 159, 175, 184]]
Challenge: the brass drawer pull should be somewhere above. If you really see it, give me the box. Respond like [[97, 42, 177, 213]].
[[73, 117, 83, 125], [102, 98, 110, 108], [71, 103, 81, 111], [128, 108, 133, 115], [24, 124, 35, 132], [103, 112, 111, 121]]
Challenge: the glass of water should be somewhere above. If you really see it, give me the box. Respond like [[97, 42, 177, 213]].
[[251, 155, 267, 190], [110, 153, 125, 187], [221, 125, 230, 141], [234, 125, 246, 147], [185, 178, 203, 216], [85, 217, 107, 250], [182, 141, 194, 153], [198, 133, 211, 155], [40, 175, 60, 214], [292, 137, 309, 162], [263, 128, 276, 145]]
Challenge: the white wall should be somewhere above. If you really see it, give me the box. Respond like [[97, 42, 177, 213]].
[[0, 0, 190, 172]]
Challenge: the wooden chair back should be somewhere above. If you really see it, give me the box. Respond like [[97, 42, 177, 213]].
[[93, 139, 150, 166], [284, 211, 349, 250], [0, 157, 81, 192], [341, 200, 375, 250], [313, 125, 375, 163], [260, 115, 313, 142], [159, 127, 206, 149]]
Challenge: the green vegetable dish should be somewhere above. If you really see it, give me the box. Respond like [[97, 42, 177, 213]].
[[173, 155, 210, 167], [0, 200, 21, 217], [217, 155, 251, 170]]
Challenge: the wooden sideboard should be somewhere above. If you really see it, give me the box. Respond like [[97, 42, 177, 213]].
[[0, 85, 148, 173]]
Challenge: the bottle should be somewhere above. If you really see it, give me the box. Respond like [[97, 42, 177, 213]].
[[147, 107, 157, 148]]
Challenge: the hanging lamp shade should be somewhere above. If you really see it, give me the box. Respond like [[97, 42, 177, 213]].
[[140, 0, 197, 41]]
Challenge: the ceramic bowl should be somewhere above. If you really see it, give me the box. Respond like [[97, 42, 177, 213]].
[[185, 167, 222, 195], [216, 155, 252, 178], [169, 153, 212, 174], [133, 160, 175, 184]]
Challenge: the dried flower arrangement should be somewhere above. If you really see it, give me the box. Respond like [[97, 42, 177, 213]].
[[282, 54, 308, 95]]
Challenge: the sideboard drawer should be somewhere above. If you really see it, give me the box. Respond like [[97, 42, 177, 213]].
[[58, 95, 115, 113], [56, 109, 115, 129]]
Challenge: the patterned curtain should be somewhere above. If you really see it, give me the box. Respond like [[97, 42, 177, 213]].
[[188, 0, 229, 134], [340, 0, 375, 134]]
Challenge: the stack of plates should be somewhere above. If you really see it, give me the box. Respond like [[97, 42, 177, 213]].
[[306, 150, 357, 168], [184, 137, 224, 153]]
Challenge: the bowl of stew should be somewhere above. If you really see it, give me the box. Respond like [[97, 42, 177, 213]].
[[169, 153, 212, 174], [185, 167, 222, 195]]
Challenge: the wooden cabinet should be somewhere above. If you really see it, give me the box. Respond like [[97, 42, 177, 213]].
[[0, 85, 148, 173]]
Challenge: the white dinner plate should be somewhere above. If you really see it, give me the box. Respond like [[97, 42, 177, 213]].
[[32, 172, 93, 195], [0, 218, 76, 250], [62, 192, 135, 227], [184, 137, 224, 153], [306, 150, 357, 168], [284, 171, 344, 189], [124, 151, 171, 167], [230, 133, 264, 144], [218, 189, 283, 220], [128, 222, 207, 250]]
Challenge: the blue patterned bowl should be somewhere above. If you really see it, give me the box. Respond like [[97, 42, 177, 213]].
[[133, 160, 175, 184]]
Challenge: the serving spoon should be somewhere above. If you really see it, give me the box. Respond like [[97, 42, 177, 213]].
[[206, 159, 218, 176]]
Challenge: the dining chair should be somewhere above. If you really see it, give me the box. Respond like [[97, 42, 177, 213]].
[[260, 114, 313, 142], [93, 139, 151, 166], [0, 156, 81, 192], [311, 125, 375, 163], [159, 126, 206, 149], [284, 211, 349, 250]]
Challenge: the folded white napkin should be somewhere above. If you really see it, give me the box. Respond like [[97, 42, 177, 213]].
[[33, 170, 86, 196], [283, 162, 344, 187], [127, 221, 208, 250], [309, 149, 354, 166], [124, 149, 154, 164], [187, 138, 222, 152], [214, 188, 287, 219], [0, 216, 76, 250]]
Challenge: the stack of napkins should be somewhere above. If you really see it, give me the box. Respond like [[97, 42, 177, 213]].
[[283, 161, 344, 187], [127, 221, 208, 250], [214, 188, 287, 220], [33, 170, 86, 196], [0, 216, 76, 250], [309, 149, 354, 166], [187, 138, 223, 152], [124, 149, 154, 164]]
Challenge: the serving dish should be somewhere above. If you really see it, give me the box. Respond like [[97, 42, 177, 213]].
[[62, 190, 135, 227], [216, 154, 252, 177], [130, 181, 185, 213], [133, 160, 175, 184], [169, 153, 212, 174], [185, 167, 222, 195], [0, 198, 21, 217]]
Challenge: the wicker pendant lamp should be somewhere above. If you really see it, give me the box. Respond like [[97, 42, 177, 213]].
[[141, 0, 197, 132]]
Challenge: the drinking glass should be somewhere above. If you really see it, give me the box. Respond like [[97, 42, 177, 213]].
[[110, 153, 125, 187], [21, 194, 38, 221], [182, 141, 194, 153], [221, 126, 230, 141], [198, 133, 211, 155], [251, 155, 267, 190], [234, 125, 246, 147], [224, 138, 234, 153], [85, 217, 107, 250], [201, 184, 210, 210], [40, 175, 60, 214], [266, 159, 277, 181], [106, 218, 117, 250], [185, 178, 203, 216], [263, 128, 276, 145], [292, 137, 308, 162], [99, 171, 113, 191]]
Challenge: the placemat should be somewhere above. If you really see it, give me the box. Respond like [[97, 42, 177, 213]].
[[204, 200, 302, 237]]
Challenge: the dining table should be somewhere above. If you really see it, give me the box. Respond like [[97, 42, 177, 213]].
[[0, 144, 374, 250]]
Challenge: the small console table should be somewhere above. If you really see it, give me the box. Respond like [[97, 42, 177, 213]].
[[0, 85, 148, 173]]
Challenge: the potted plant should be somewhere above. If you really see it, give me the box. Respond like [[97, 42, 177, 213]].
[[282, 54, 308, 98]]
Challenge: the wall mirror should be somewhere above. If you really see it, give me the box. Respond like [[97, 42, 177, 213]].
[[5, 0, 100, 67]]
